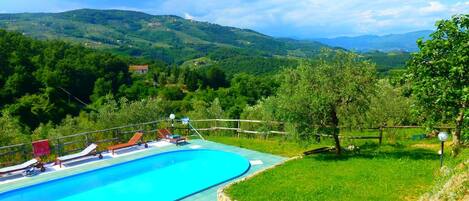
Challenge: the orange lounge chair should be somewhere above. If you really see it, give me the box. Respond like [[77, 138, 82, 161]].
[[157, 129, 187, 145], [107, 132, 147, 155]]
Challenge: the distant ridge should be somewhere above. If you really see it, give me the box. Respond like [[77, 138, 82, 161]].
[[0, 9, 411, 73], [313, 30, 433, 52], [0, 9, 327, 64]]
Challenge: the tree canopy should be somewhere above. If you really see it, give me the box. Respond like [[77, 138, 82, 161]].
[[269, 50, 377, 154], [407, 14, 468, 149], [0, 30, 131, 128]]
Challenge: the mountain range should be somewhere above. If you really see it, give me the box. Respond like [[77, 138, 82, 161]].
[[314, 30, 432, 52], [0, 9, 326, 64], [0, 9, 413, 73]]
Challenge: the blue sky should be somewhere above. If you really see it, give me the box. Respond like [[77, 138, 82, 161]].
[[0, 0, 467, 38]]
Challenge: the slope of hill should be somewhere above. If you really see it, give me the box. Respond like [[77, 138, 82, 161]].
[[362, 51, 411, 73], [0, 9, 327, 65], [314, 30, 432, 52], [0, 9, 412, 74]]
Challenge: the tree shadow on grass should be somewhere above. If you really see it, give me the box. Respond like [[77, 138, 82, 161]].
[[309, 142, 439, 162]]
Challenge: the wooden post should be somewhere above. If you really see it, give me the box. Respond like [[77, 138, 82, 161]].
[[379, 126, 383, 145], [266, 122, 271, 140], [237, 120, 240, 138], [214, 120, 218, 135]]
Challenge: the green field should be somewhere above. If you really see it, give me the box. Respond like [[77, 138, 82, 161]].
[[207, 134, 466, 201]]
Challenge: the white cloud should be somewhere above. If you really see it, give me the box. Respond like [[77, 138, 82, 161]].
[[0, 0, 468, 37], [151, 0, 468, 37], [420, 1, 446, 14], [184, 13, 195, 20]]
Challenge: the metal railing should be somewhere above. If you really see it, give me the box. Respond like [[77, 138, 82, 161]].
[[0, 119, 183, 165], [0, 118, 456, 166]]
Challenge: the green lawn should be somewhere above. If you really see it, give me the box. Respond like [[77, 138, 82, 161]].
[[207, 132, 469, 201], [226, 143, 441, 201], [206, 132, 467, 201]]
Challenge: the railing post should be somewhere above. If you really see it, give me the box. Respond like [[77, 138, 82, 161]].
[[22, 144, 27, 161], [85, 134, 89, 146], [56, 138, 61, 157], [154, 122, 158, 141], [114, 129, 120, 143]]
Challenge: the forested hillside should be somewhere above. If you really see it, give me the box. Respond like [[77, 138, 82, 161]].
[[0, 29, 279, 131], [0, 9, 324, 64], [362, 51, 411, 73], [0, 9, 408, 74], [0, 29, 131, 128]]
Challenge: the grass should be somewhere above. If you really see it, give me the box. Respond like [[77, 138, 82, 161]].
[[204, 130, 466, 201], [226, 143, 442, 201]]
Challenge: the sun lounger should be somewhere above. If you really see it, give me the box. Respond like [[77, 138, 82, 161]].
[[107, 132, 147, 155], [55, 143, 102, 168], [0, 158, 44, 176], [157, 129, 187, 145]]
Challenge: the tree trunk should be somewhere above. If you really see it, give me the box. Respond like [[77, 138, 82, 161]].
[[331, 109, 341, 155], [452, 105, 465, 155]]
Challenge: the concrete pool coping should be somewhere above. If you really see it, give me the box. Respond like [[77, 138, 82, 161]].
[[0, 139, 287, 201]]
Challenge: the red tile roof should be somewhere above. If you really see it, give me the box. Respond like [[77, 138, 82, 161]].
[[129, 65, 149, 71]]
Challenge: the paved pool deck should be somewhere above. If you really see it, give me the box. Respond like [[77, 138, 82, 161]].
[[0, 139, 287, 201]]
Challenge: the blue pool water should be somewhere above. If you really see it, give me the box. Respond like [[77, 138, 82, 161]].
[[0, 149, 250, 201]]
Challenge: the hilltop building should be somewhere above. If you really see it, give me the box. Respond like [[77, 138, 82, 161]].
[[129, 64, 149, 74]]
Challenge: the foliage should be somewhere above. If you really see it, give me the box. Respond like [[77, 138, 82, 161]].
[[362, 51, 411, 73], [267, 50, 377, 153], [0, 29, 131, 129], [0, 112, 28, 146], [406, 14, 468, 146], [32, 96, 171, 140], [212, 56, 299, 75], [0, 29, 276, 131], [186, 98, 227, 120], [365, 79, 416, 127]]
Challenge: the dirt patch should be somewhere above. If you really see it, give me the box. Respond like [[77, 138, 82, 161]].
[[411, 143, 439, 150]]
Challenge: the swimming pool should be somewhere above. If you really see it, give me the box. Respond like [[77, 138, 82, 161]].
[[0, 149, 250, 201]]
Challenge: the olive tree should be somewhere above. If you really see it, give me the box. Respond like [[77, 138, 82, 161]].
[[366, 79, 415, 127], [407, 14, 468, 150], [273, 50, 377, 155]]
